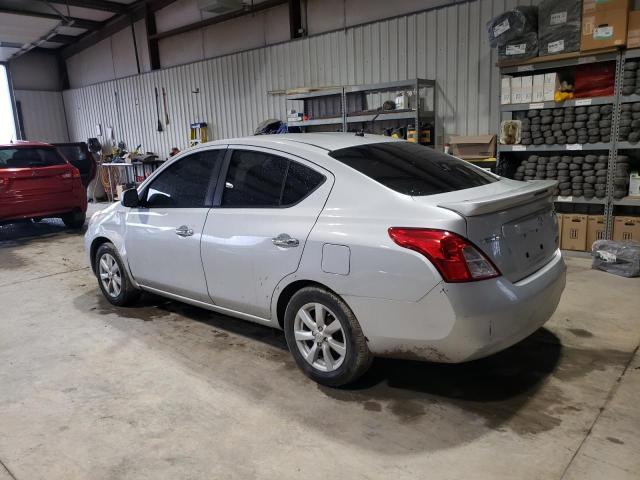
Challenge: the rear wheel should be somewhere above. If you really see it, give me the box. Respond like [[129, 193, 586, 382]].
[[62, 211, 86, 229], [284, 286, 372, 387], [95, 243, 141, 306]]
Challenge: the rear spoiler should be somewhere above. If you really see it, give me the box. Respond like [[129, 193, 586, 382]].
[[438, 180, 557, 216]]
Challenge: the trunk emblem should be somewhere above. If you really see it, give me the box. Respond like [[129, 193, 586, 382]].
[[482, 234, 501, 244]]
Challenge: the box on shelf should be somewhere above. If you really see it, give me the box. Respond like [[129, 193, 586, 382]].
[[613, 216, 640, 241], [532, 74, 545, 102], [521, 75, 533, 102], [501, 76, 511, 104], [628, 10, 640, 48], [543, 72, 559, 101], [587, 215, 606, 250], [510, 76, 522, 103], [581, 0, 630, 52], [538, 0, 582, 56], [561, 214, 588, 251], [629, 172, 640, 197], [449, 135, 497, 160]]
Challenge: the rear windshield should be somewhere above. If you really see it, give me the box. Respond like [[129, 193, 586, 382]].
[[328, 142, 497, 196], [0, 148, 67, 169]]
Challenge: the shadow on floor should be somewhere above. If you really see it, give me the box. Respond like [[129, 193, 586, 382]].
[[0, 218, 86, 246]]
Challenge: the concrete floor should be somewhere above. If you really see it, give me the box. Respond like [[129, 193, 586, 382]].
[[0, 204, 639, 480]]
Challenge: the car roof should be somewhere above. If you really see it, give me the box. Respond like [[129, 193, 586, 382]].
[[208, 132, 402, 152], [0, 141, 54, 149]]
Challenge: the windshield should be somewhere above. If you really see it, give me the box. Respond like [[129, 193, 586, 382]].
[[329, 142, 497, 196], [0, 147, 67, 169]]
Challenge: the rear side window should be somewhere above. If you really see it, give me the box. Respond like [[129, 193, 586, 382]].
[[144, 150, 223, 208], [329, 142, 497, 196], [222, 150, 325, 208], [56, 145, 90, 173], [0, 148, 67, 169]]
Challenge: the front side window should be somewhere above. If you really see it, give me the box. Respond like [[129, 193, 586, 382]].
[[329, 142, 497, 196], [144, 150, 223, 208], [0, 147, 67, 169], [222, 150, 325, 208]]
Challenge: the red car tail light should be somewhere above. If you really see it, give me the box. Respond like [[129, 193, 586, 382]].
[[388, 228, 500, 282]]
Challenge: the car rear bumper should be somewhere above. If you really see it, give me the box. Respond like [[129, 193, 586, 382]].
[[0, 191, 87, 222], [344, 249, 566, 363]]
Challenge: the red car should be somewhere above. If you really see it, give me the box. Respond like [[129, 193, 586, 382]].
[[0, 142, 87, 228]]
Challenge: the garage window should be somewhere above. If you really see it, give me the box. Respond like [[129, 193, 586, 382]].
[[329, 141, 497, 196], [221, 150, 325, 208]]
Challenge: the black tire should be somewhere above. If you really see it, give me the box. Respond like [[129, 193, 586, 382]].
[[94, 242, 141, 307], [62, 211, 86, 229], [284, 286, 372, 387]]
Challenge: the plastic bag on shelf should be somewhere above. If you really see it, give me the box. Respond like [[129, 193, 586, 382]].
[[538, 0, 581, 56], [498, 32, 538, 62], [487, 6, 538, 47], [591, 240, 640, 278]]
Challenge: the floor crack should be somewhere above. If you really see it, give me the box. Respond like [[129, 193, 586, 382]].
[[0, 457, 17, 480], [0, 266, 89, 289], [559, 343, 640, 479]]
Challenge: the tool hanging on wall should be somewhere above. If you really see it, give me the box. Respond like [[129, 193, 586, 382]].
[[162, 87, 169, 126], [154, 87, 163, 132]]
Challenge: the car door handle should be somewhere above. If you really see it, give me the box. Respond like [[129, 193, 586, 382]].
[[175, 225, 194, 237], [272, 234, 299, 248]]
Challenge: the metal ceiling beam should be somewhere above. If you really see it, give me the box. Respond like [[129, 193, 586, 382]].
[[0, 6, 102, 30], [48, 34, 77, 44], [59, 0, 178, 59], [37, 0, 126, 13], [149, 0, 288, 41]]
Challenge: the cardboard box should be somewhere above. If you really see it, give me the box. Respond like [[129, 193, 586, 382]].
[[543, 72, 559, 101], [510, 76, 522, 104], [449, 135, 497, 160], [628, 10, 640, 48], [501, 76, 511, 105], [521, 75, 533, 103], [613, 216, 640, 241], [587, 215, 606, 250], [581, 0, 630, 51], [629, 172, 640, 197], [532, 74, 545, 102], [561, 214, 588, 251]]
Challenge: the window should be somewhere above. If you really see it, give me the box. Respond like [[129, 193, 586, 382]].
[[0, 147, 67, 169], [144, 150, 223, 208], [329, 142, 497, 196], [221, 150, 325, 208], [282, 160, 325, 206]]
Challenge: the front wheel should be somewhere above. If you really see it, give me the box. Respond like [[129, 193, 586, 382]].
[[284, 286, 372, 387], [62, 211, 86, 229], [95, 243, 141, 306]]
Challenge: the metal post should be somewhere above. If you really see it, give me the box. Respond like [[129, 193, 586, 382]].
[[604, 51, 624, 239]]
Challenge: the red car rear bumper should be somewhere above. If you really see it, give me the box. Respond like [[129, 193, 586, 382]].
[[0, 188, 87, 222]]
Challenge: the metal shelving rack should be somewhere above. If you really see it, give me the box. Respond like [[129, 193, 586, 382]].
[[285, 78, 437, 146], [497, 49, 640, 239]]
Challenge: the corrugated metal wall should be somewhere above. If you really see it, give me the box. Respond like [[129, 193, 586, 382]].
[[14, 90, 69, 143], [63, 0, 535, 157]]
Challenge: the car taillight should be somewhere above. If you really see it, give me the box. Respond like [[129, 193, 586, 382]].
[[388, 228, 500, 283], [61, 172, 72, 179], [71, 167, 81, 179]]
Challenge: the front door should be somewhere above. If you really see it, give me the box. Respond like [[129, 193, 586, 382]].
[[125, 147, 225, 302], [201, 146, 332, 319]]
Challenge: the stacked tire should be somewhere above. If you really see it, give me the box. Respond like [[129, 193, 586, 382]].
[[617, 102, 640, 143], [621, 61, 640, 96], [519, 104, 613, 146], [513, 153, 608, 199], [614, 155, 631, 200]]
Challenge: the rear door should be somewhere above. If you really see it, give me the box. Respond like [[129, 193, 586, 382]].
[[201, 146, 332, 319], [54, 143, 95, 187]]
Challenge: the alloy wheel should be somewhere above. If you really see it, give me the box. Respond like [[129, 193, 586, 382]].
[[293, 303, 346, 372], [99, 253, 122, 298]]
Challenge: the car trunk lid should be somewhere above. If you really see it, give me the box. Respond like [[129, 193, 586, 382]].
[[1, 165, 74, 198], [421, 179, 559, 283]]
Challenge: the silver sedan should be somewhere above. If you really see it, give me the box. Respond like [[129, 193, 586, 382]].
[[85, 133, 566, 386]]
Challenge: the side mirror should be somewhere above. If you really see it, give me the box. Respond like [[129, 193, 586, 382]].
[[121, 188, 140, 208]]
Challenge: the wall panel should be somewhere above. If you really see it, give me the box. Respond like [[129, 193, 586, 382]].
[[63, 0, 538, 157], [14, 90, 69, 143]]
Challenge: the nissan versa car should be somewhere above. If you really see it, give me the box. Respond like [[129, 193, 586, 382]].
[[86, 133, 566, 386], [0, 142, 87, 228]]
